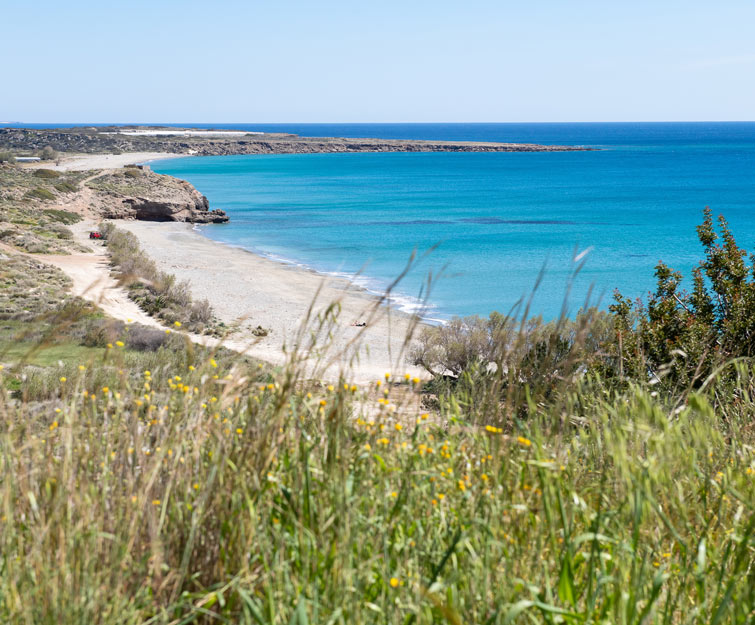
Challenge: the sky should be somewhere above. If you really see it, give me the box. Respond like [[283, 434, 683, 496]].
[[3, 0, 755, 123]]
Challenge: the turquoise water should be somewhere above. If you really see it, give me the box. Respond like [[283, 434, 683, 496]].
[[150, 123, 755, 321]]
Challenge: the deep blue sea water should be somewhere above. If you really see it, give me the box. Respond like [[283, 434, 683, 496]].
[[14, 122, 753, 320]]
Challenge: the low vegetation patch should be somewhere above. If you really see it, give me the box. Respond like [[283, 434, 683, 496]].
[[32, 168, 61, 179], [100, 222, 220, 334], [24, 186, 56, 201], [0, 164, 89, 253], [42, 207, 82, 224], [0, 254, 73, 320]]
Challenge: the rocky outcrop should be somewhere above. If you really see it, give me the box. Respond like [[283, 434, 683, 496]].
[[118, 197, 228, 223], [88, 169, 229, 224]]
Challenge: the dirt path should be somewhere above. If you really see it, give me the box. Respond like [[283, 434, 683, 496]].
[[25, 222, 280, 363]]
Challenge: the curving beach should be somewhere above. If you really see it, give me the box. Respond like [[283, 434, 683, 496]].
[[67, 218, 427, 383]]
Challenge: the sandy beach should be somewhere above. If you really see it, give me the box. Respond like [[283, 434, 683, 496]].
[[120, 221, 426, 382], [51, 152, 177, 171], [55, 219, 427, 384]]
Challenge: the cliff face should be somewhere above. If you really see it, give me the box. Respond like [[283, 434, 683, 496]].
[[87, 168, 229, 224]]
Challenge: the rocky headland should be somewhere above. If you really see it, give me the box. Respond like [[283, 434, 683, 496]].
[[0, 163, 227, 258], [0, 126, 591, 155], [85, 167, 228, 224]]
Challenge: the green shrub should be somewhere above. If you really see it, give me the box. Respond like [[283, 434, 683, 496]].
[[38, 145, 58, 161], [124, 168, 142, 179], [42, 208, 82, 225], [25, 187, 56, 201], [0, 151, 15, 164], [611, 207, 755, 391], [33, 169, 61, 179], [53, 181, 78, 193]]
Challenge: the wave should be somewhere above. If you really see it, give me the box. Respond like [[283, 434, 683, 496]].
[[192, 226, 446, 325]]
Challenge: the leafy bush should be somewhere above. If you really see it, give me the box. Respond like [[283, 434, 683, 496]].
[[33, 168, 60, 179], [25, 187, 56, 201], [42, 208, 82, 225], [611, 207, 755, 391], [53, 181, 78, 193], [411, 309, 613, 421], [0, 151, 16, 163], [39, 145, 58, 161]]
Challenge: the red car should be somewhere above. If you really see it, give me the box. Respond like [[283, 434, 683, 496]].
[[89, 231, 102, 239]]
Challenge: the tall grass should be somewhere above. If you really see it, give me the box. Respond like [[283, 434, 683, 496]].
[[1, 302, 753, 624]]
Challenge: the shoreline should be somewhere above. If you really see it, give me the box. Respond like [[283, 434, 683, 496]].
[[111, 220, 428, 382], [50, 151, 179, 171], [193, 227, 446, 325], [2, 126, 592, 156]]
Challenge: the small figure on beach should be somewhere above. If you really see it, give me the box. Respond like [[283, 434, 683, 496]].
[[351, 321, 367, 327]]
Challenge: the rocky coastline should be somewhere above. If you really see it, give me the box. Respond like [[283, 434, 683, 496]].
[[0, 126, 591, 156], [86, 167, 229, 224]]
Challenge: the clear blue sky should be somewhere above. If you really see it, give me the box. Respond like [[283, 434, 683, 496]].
[[3, 0, 754, 122]]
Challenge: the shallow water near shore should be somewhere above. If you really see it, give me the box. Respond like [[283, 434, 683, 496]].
[[150, 122, 755, 320]]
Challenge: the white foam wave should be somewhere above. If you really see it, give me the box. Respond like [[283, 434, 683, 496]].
[[196, 234, 444, 323]]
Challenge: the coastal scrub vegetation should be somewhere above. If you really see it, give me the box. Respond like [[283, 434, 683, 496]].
[[0, 209, 753, 624], [100, 222, 219, 334], [0, 163, 88, 254]]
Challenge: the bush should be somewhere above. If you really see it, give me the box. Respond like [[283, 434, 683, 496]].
[[33, 169, 60, 179], [42, 208, 82, 225], [611, 207, 755, 391], [103, 224, 216, 332], [0, 151, 16, 163], [411, 309, 613, 421], [53, 181, 78, 193], [124, 324, 170, 351], [25, 187, 56, 201], [39, 146, 58, 161]]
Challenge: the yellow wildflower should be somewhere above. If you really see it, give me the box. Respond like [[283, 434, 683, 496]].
[[389, 577, 399, 588]]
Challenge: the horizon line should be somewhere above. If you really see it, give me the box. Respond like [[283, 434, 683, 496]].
[[3, 120, 755, 126]]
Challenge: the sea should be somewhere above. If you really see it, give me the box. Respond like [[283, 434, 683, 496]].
[[11, 122, 755, 321]]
